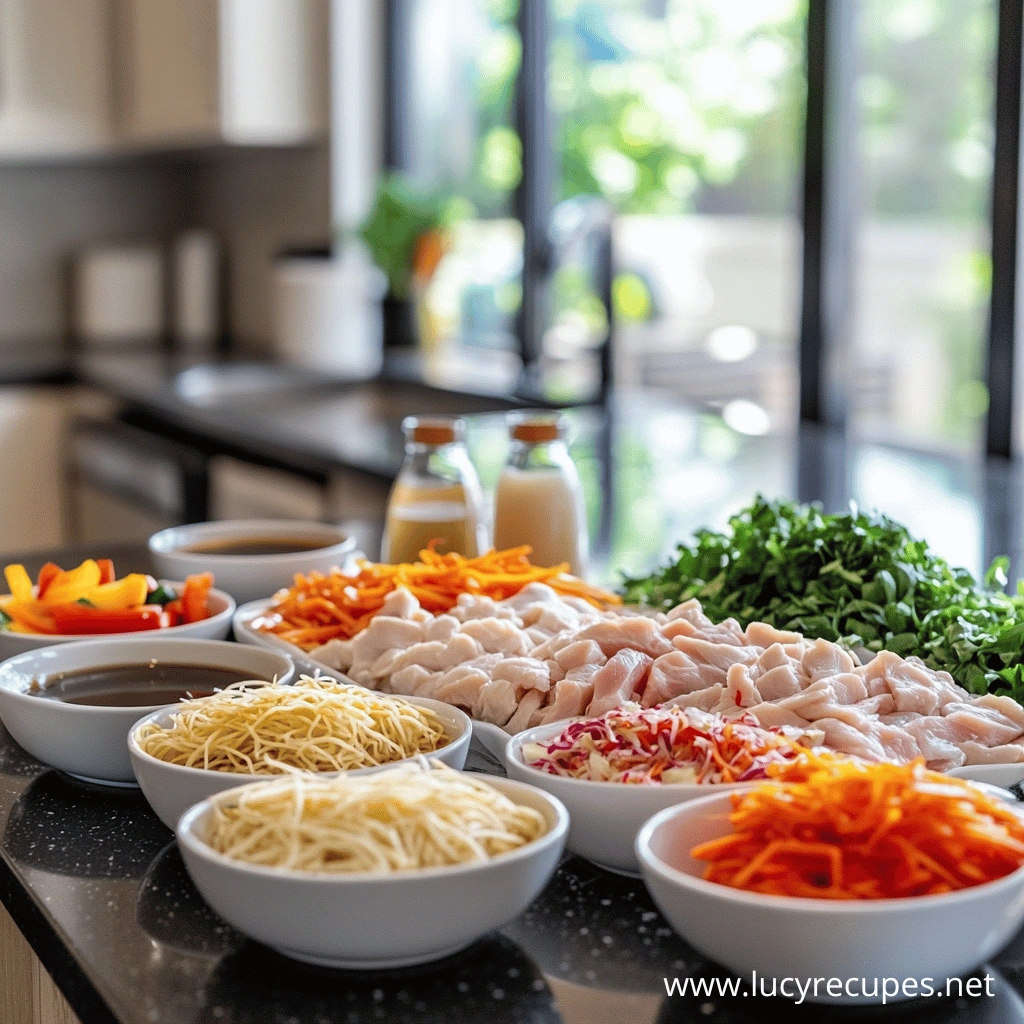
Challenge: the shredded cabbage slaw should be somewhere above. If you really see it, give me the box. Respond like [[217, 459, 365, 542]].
[[521, 703, 807, 785]]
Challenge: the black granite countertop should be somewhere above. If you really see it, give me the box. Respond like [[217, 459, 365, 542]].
[[7, 557, 1024, 1021]]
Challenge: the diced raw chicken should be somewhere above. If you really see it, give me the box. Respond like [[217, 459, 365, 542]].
[[423, 615, 460, 643], [379, 587, 422, 620], [387, 664, 433, 696], [853, 693, 896, 717], [564, 663, 602, 685], [938, 705, 1024, 746], [749, 643, 801, 680], [586, 649, 654, 717], [450, 593, 520, 623], [720, 664, 762, 710], [961, 741, 1024, 765], [903, 718, 968, 770], [666, 599, 714, 629], [308, 638, 353, 671], [432, 670, 491, 708], [528, 630, 577, 661], [491, 657, 552, 692], [348, 617, 426, 667], [539, 679, 596, 725], [799, 699, 877, 733], [754, 665, 803, 701], [545, 659, 566, 682], [554, 639, 607, 672], [660, 619, 697, 641], [671, 635, 760, 673], [801, 639, 855, 681], [810, 718, 888, 762], [459, 618, 531, 656], [472, 678, 519, 726], [664, 684, 726, 714], [745, 621, 802, 648], [826, 673, 869, 705], [372, 633, 483, 676], [973, 694, 1024, 731], [873, 723, 922, 762], [663, 617, 746, 646], [575, 618, 674, 660], [505, 689, 545, 734], [743, 702, 817, 731], [641, 651, 718, 707], [880, 711, 922, 728]]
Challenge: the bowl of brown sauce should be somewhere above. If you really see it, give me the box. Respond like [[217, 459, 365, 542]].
[[148, 520, 357, 604], [0, 638, 293, 786]]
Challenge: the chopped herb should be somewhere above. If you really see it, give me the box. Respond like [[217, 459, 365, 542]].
[[0, 607, 10, 629], [146, 584, 177, 607], [621, 496, 1024, 703]]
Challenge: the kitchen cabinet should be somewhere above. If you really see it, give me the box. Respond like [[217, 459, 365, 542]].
[[117, 0, 328, 148], [0, 0, 113, 159]]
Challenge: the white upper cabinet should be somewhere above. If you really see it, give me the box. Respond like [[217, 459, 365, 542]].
[[118, 0, 328, 148], [0, 0, 327, 160], [0, 0, 114, 158]]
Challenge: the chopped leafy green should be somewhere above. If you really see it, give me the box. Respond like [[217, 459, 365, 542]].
[[76, 598, 94, 607], [146, 584, 177, 607], [0, 607, 10, 629], [620, 496, 1024, 702]]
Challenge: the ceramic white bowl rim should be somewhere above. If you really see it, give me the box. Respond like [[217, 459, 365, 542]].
[[149, 520, 354, 566], [0, 635, 286, 714], [177, 775, 569, 884], [505, 719, 757, 795], [635, 789, 1024, 914], [128, 694, 472, 781], [0, 581, 235, 645]]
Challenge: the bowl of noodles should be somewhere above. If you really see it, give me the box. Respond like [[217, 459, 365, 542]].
[[127, 676, 471, 829], [176, 763, 568, 969]]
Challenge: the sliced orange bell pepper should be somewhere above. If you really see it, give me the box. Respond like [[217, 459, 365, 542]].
[[36, 562, 62, 597], [97, 558, 115, 585], [181, 572, 214, 623]]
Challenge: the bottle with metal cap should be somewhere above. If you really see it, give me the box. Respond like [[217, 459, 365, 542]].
[[492, 414, 588, 576], [381, 416, 486, 563]]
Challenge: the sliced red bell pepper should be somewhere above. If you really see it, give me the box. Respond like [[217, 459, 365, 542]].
[[36, 562, 62, 597], [97, 558, 115, 585], [163, 598, 185, 627], [50, 604, 162, 634], [181, 572, 214, 624]]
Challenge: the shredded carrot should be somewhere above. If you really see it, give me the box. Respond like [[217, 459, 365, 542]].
[[254, 543, 620, 651], [691, 751, 1024, 899]]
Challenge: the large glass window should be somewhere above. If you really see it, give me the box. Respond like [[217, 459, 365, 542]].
[[549, 0, 807, 431], [847, 0, 997, 452], [403, 0, 524, 387]]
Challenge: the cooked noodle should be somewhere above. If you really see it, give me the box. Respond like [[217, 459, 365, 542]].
[[135, 676, 449, 773], [201, 762, 548, 873]]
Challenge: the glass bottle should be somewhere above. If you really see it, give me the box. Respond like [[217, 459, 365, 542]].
[[381, 416, 486, 563], [492, 415, 588, 576]]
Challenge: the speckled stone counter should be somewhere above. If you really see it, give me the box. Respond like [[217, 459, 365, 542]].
[[4, 718, 1024, 1024]]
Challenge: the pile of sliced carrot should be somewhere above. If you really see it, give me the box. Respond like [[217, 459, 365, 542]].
[[691, 751, 1024, 899], [256, 544, 620, 650]]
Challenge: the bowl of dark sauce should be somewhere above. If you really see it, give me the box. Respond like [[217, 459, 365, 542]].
[[0, 637, 293, 785], [149, 519, 357, 604]]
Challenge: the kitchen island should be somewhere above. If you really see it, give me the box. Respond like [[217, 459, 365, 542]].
[[2, 547, 1024, 1024]]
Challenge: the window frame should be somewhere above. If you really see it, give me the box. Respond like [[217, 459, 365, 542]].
[[385, 0, 1024, 458]]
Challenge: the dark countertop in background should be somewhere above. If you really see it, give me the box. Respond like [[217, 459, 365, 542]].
[[3, 551, 1024, 1024]]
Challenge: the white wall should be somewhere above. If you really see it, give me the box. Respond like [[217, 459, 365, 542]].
[[0, 160, 186, 342]]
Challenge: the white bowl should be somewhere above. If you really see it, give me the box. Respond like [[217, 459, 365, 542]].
[[177, 775, 568, 969], [635, 791, 1024, 1003], [505, 720, 757, 876], [149, 520, 357, 605], [129, 695, 473, 829], [0, 581, 235, 658], [0, 638, 293, 786]]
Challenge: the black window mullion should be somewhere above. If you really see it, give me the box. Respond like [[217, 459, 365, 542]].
[[799, 0, 829, 424], [515, 0, 551, 375], [383, 0, 410, 171], [986, 0, 1024, 459]]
